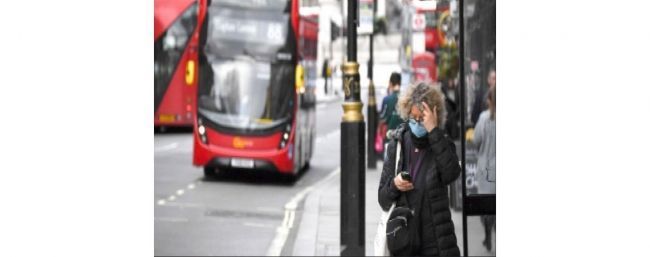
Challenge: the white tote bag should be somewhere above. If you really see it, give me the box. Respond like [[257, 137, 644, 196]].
[[373, 141, 401, 256]]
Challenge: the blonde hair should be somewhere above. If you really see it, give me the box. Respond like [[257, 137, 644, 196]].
[[397, 82, 446, 128]]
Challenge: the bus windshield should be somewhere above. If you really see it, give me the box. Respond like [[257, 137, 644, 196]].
[[198, 0, 295, 131]]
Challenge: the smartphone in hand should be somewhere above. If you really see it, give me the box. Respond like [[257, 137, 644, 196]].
[[399, 171, 412, 182]]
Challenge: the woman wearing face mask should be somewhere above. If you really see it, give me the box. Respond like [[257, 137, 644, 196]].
[[378, 82, 461, 256]]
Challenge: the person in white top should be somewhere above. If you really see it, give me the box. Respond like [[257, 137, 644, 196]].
[[473, 85, 496, 252]]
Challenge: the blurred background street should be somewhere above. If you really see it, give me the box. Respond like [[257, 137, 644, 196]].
[[155, 0, 495, 255]]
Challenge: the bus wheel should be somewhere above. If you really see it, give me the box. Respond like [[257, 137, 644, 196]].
[[203, 167, 221, 179]]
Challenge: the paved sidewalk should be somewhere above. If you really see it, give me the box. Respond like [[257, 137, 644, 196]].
[[291, 161, 496, 256]]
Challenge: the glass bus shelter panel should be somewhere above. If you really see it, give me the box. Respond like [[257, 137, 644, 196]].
[[462, 0, 496, 196]]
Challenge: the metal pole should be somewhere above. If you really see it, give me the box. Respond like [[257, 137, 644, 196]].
[[347, 0, 357, 61], [341, 0, 365, 255], [366, 0, 377, 169], [459, 0, 468, 256], [341, 0, 346, 94]]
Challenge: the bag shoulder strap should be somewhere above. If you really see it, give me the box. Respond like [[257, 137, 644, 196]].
[[394, 139, 412, 209], [394, 141, 401, 177]]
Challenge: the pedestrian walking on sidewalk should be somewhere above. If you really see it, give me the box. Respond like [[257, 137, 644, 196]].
[[378, 82, 461, 256], [322, 59, 331, 95], [473, 86, 496, 251], [377, 73, 399, 158], [380, 72, 405, 143]]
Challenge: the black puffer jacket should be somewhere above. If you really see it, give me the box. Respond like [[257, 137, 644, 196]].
[[378, 123, 461, 256]]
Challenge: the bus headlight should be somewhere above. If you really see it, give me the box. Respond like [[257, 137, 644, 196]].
[[278, 123, 292, 149], [198, 119, 208, 144]]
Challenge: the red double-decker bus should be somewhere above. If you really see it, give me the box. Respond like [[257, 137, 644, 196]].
[[193, 0, 317, 179], [154, 0, 203, 128]]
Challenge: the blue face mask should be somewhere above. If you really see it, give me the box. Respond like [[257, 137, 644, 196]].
[[408, 119, 428, 138]]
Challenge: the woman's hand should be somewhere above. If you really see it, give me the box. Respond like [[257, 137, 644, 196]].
[[393, 174, 414, 192], [421, 102, 438, 132]]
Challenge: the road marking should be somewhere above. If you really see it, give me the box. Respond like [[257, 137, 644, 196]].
[[155, 143, 178, 152], [317, 103, 326, 109], [266, 167, 341, 256], [156, 179, 202, 207], [287, 211, 296, 229]]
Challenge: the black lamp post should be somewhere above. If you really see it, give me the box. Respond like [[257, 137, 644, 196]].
[[366, 0, 378, 169], [340, 0, 365, 255]]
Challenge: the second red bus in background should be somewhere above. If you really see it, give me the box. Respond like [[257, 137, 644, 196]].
[[154, 0, 205, 128]]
